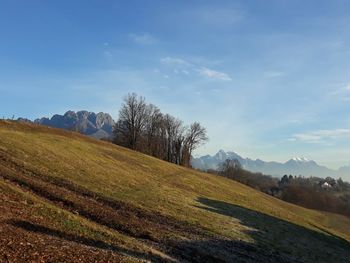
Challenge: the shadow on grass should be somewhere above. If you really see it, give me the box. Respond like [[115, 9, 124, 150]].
[[182, 197, 350, 263], [3, 161, 350, 263], [8, 220, 167, 262]]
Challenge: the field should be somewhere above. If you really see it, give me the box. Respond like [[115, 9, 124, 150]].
[[0, 120, 349, 262]]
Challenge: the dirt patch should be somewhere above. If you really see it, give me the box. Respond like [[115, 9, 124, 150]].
[[0, 183, 133, 263]]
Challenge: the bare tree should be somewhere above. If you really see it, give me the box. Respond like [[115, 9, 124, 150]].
[[114, 93, 209, 167], [182, 122, 208, 167], [144, 104, 163, 156], [218, 158, 242, 173], [162, 114, 184, 163], [114, 93, 147, 150]]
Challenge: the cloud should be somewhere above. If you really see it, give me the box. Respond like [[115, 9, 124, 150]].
[[290, 128, 350, 143], [329, 83, 350, 95], [160, 57, 192, 66], [129, 33, 157, 45], [160, 57, 231, 81], [198, 67, 232, 81], [327, 83, 350, 101]]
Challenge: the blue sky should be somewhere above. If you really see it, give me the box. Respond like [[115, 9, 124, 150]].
[[1, 0, 350, 168]]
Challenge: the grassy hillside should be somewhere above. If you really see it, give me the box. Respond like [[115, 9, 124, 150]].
[[0, 120, 349, 262]]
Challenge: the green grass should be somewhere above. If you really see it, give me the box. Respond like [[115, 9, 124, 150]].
[[1, 120, 350, 262]]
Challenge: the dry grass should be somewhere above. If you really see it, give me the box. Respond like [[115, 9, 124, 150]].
[[0, 120, 350, 262]]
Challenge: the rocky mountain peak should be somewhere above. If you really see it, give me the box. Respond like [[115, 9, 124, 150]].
[[33, 110, 115, 139]]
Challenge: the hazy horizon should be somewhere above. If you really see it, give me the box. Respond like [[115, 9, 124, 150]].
[[15, 109, 349, 171], [1, 1, 350, 169]]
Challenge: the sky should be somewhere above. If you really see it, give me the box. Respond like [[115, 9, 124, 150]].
[[1, 0, 350, 169]]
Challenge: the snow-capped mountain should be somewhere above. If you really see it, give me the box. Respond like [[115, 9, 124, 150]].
[[291, 157, 310, 162], [191, 150, 349, 180]]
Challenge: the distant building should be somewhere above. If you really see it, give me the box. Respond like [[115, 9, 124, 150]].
[[321, 182, 332, 189]]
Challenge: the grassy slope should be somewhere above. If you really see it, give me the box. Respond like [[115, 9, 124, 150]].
[[0, 120, 349, 262], [0, 178, 162, 262]]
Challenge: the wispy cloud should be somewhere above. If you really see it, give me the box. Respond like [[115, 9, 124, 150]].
[[198, 67, 232, 81], [129, 33, 157, 45], [290, 128, 350, 143], [160, 57, 192, 66], [160, 56, 231, 81], [327, 83, 350, 101], [330, 83, 350, 95]]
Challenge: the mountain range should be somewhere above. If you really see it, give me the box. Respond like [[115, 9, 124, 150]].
[[192, 150, 350, 181], [19, 110, 115, 139], [17, 111, 350, 181]]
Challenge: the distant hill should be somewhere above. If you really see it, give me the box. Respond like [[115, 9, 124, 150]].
[[339, 165, 350, 175], [0, 120, 349, 262], [19, 110, 115, 139], [192, 149, 350, 181]]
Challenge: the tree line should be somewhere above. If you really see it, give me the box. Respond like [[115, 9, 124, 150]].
[[277, 174, 350, 217], [113, 93, 208, 167], [214, 159, 279, 195], [211, 158, 350, 217]]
